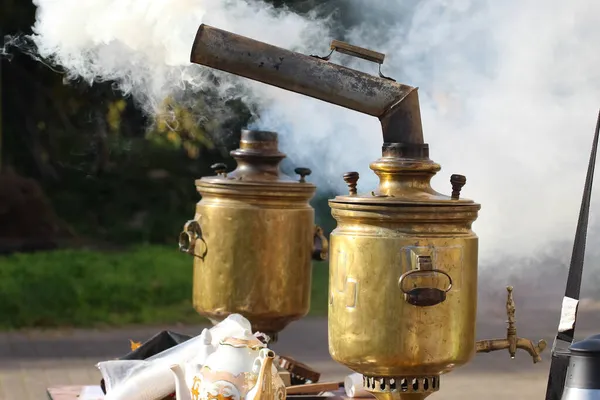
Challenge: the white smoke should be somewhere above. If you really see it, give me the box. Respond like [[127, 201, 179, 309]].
[[17, 0, 600, 293], [26, 0, 330, 115], [253, 0, 600, 269]]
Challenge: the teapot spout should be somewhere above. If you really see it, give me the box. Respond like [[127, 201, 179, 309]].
[[251, 350, 276, 400], [170, 364, 193, 400]]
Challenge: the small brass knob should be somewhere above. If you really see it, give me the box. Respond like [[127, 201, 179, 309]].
[[294, 167, 312, 183], [450, 174, 466, 200], [211, 163, 228, 177], [343, 172, 359, 195]]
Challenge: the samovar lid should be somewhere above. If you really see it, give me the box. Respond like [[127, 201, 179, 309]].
[[196, 129, 316, 193], [330, 142, 480, 207], [570, 337, 600, 354]]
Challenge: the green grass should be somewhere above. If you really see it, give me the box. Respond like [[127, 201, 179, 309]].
[[0, 246, 329, 330]]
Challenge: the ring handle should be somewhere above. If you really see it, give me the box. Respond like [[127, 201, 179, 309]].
[[312, 225, 329, 261], [178, 219, 206, 259], [398, 257, 453, 307], [398, 269, 453, 294]]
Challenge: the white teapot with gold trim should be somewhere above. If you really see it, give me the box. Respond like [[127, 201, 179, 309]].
[[170, 328, 286, 400]]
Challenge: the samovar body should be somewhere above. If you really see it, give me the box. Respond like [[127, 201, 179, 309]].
[[179, 130, 327, 339], [328, 143, 480, 398]]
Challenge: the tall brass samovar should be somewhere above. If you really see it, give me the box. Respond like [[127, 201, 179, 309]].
[[179, 129, 328, 340], [188, 24, 547, 399]]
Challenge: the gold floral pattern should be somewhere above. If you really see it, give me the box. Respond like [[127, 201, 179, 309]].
[[191, 376, 202, 400]]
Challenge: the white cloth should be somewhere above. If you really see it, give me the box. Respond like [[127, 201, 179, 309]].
[[97, 314, 253, 400], [344, 373, 370, 398]]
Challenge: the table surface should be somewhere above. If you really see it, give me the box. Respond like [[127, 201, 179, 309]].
[[46, 386, 354, 400], [46, 386, 84, 400]]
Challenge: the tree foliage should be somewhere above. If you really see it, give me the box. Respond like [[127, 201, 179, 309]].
[[1, 0, 336, 246]]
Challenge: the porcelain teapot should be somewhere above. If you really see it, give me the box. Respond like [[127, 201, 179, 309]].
[[170, 329, 286, 400]]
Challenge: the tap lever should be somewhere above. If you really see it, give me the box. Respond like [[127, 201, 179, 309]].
[[506, 286, 517, 342], [475, 286, 547, 363]]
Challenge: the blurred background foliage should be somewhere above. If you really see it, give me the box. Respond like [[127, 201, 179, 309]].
[[0, 0, 338, 328], [1, 0, 337, 250]]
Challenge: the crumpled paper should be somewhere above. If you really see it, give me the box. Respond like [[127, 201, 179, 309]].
[[97, 314, 255, 400]]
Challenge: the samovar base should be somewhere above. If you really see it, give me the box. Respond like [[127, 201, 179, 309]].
[[363, 375, 440, 400], [371, 394, 432, 400]]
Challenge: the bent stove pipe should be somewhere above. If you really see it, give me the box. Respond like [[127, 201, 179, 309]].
[[190, 24, 423, 146], [188, 24, 546, 400]]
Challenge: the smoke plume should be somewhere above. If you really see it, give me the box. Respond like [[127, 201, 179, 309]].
[[10, 0, 600, 301]]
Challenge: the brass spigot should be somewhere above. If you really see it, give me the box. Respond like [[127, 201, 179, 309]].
[[475, 286, 547, 363]]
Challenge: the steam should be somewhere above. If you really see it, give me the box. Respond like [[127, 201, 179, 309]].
[[21, 0, 329, 115], [254, 0, 600, 269], [9, 0, 600, 296]]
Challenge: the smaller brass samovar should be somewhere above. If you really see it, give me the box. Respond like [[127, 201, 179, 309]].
[[179, 129, 328, 340]]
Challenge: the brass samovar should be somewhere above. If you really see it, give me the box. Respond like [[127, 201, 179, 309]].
[[179, 129, 328, 341], [188, 24, 547, 399]]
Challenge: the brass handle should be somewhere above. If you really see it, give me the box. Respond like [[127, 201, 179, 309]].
[[311, 43, 394, 81], [343, 172, 359, 196], [450, 174, 466, 200], [330, 40, 385, 65], [312, 225, 329, 261], [398, 258, 453, 307], [294, 167, 312, 183], [211, 163, 228, 177], [178, 219, 206, 259]]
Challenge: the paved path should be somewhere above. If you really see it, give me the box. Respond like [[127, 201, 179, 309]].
[[1, 303, 599, 400]]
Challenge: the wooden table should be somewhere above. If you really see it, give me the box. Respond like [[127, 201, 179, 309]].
[[47, 386, 85, 400]]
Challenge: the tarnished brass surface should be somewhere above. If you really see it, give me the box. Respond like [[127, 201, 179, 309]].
[[475, 286, 547, 363], [179, 130, 327, 338], [190, 24, 423, 145], [328, 143, 480, 400]]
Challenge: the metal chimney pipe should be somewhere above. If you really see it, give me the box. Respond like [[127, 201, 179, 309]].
[[190, 24, 424, 147]]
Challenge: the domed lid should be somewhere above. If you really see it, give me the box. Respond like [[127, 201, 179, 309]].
[[196, 129, 316, 196], [570, 337, 600, 354], [330, 143, 480, 207]]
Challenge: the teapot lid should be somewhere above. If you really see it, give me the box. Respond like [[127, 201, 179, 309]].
[[220, 329, 266, 350]]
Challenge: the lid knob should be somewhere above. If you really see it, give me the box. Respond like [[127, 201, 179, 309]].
[[294, 167, 312, 183], [450, 174, 467, 200], [211, 163, 228, 177], [343, 172, 360, 196]]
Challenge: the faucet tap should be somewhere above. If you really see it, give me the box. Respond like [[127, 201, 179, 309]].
[[475, 286, 547, 363]]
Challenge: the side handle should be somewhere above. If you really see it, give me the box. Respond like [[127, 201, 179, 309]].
[[398, 255, 452, 307], [312, 226, 329, 261], [178, 219, 207, 259]]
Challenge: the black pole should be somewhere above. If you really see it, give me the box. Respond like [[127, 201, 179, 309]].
[[544, 109, 600, 400]]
